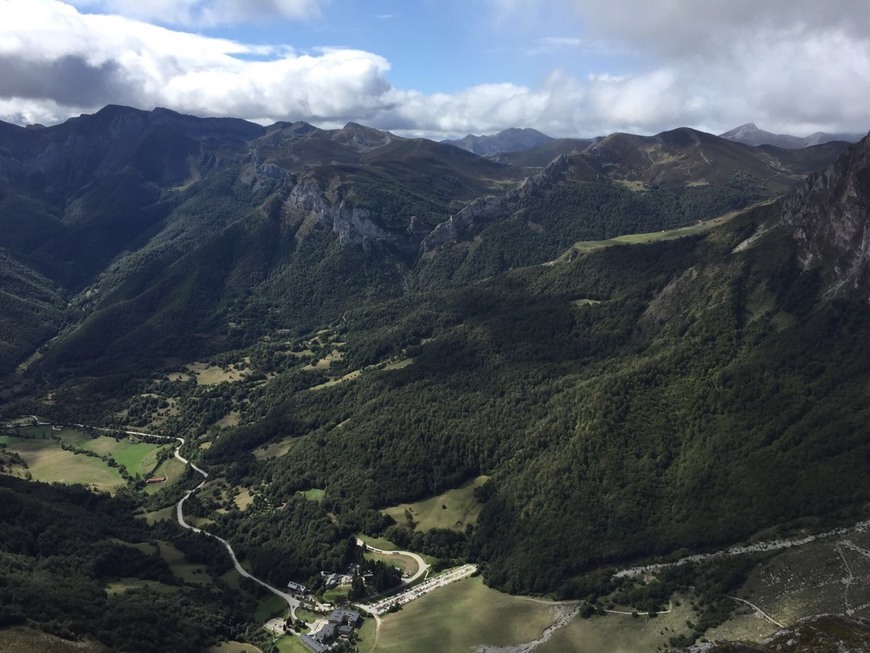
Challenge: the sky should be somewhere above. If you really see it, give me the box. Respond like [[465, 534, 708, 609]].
[[1, 0, 869, 139]]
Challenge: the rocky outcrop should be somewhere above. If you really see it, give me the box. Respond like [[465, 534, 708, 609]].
[[420, 153, 585, 252], [285, 179, 397, 248], [333, 122, 395, 152], [780, 133, 870, 296], [421, 195, 510, 251]]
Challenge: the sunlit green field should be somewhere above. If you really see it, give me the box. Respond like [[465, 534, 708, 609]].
[[372, 576, 558, 653], [381, 475, 488, 532], [0, 434, 124, 492]]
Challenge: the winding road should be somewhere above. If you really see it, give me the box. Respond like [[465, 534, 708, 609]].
[[116, 429, 301, 619], [355, 536, 431, 584]]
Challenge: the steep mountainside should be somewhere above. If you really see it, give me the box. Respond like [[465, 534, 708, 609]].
[[488, 137, 596, 168], [415, 129, 852, 287]]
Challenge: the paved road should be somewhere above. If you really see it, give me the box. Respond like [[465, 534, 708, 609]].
[[356, 537, 431, 584], [85, 426, 302, 619]]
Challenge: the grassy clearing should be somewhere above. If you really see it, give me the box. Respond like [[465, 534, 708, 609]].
[[275, 635, 310, 653], [308, 369, 361, 391], [253, 437, 296, 460], [0, 435, 124, 492], [381, 475, 489, 532], [157, 541, 212, 586], [565, 203, 767, 257], [234, 487, 255, 510], [294, 608, 321, 625], [302, 350, 343, 372], [216, 411, 241, 428], [208, 642, 262, 653], [298, 488, 325, 502], [0, 627, 107, 653], [365, 551, 418, 577], [138, 506, 174, 524], [255, 595, 290, 622], [373, 576, 557, 653], [144, 457, 186, 494], [322, 584, 352, 603], [78, 437, 167, 476], [358, 534, 401, 551], [221, 569, 243, 590], [536, 601, 696, 653], [187, 362, 249, 386], [355, 618, 377, 653], [382, 358, 413, 370], [105, 579, 179, 596]]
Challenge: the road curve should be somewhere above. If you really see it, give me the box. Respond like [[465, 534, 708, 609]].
[[355, 537, 430, 584], [115, 428, 301, 618]]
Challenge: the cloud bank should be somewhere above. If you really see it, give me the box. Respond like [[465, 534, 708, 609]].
[[1, 0, 869, 138]]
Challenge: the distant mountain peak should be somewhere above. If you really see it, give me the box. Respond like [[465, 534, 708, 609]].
[[720, 122, 862, 149], [443, 127, 554, 156]]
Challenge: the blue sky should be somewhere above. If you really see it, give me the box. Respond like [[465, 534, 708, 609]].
[[1, 1, 869, 138]]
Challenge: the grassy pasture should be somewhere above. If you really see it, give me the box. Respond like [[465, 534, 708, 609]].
[[105, 579, 179, 596], [381, 475, 489, 532], [0, 435, 124, 492], [298, 488, 325, 502], [364, 551, 418, 577], [235, 487, 256, 510], [187, 361, 249, 385], [253, 437, 296, 460], [144, 457, 186, 494], [358, 534, 401, 551], [0, 627, 106, 653], [78, 437, 168, 475], [275, 636, 310, 653], [255, 595, 289, 622], [373, 576, 557, 653], [157, 541, 212, 586], [536, 600, 696, 653], [139, 506, 174, 524]]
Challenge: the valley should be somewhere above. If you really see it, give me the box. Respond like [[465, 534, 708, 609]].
[[1, 105, 870, 652]]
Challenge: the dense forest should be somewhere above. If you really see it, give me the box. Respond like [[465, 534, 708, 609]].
[[0, 475, 269, 652]]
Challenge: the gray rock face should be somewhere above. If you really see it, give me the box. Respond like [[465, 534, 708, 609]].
[[780, 133, 870, 296], [420, 153, 578, 252], [421, 195, 510, 251], [286, 179, 395, 247]]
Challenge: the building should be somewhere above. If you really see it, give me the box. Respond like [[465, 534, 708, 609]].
[[145, 476, 167, 484], [299, 634, 329, 653], [286, 580, 309, 594], [322, 572, 343, 589], [328, 609, 361, 628]]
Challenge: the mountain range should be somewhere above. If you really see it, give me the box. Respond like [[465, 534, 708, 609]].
[[442, 127, 555, 155], [719, 122, 863, 149], [2, 105, 870, 650]]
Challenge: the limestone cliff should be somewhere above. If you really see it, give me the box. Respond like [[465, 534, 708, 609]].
[[780, 132, 870, 296]]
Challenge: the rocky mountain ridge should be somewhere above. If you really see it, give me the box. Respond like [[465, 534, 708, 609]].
[[779, 132, 870, 296]]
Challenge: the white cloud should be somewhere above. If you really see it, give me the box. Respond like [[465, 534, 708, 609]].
[[0, 0, 868, 139], [0, 1, 393, 125], [67, 0, 324, 27]]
